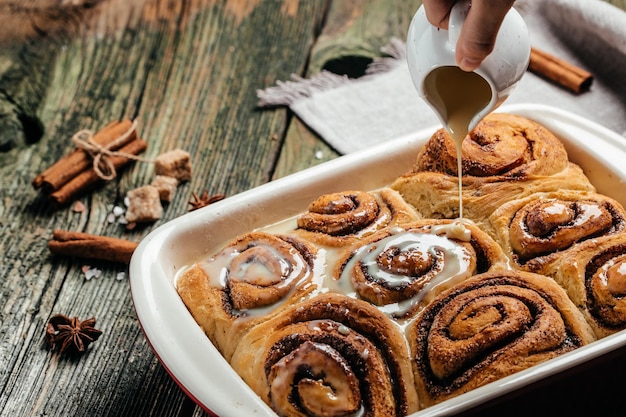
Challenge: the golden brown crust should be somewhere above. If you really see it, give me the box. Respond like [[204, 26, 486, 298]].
[[544, 233, 626, 338], [391, 113, 595, 224], [488, 190, 626, 273], [415, 113, 570, 177], [407, 270, 596, 408], [176, 265, 221, 347], [229, 292, 419, 417], [176, 231, 320, 361], [294, 188, 420, 247]]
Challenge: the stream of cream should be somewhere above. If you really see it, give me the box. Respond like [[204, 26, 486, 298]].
[[423, 66, 492, 224]]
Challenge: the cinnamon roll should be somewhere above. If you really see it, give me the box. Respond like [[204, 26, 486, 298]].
[[545, 233, 626, 338], [294, 188, 420, 247], [333, 219, 508, 319], [176, 231, 321, 360], [407, 270, 596, 408], [391, 113, 594, 223], [229, 292, 419, 417], [488, 190, 626, 272]]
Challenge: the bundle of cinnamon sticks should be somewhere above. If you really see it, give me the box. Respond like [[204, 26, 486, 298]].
[[32, 119, 147, 206]]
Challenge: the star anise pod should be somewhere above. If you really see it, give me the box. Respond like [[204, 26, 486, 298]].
[[188, 190, 225, 211], [46, 314, 103, 355]]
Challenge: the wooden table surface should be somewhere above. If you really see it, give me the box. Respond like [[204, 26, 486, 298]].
[[1, 1, 626, 416]]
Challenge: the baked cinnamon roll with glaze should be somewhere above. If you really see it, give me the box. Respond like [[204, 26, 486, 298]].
[[176, 231, 321, 360], [229, 292, 419, 417], [391, 113, 594, 223], [488, 190, 626, 272], [407, 270, 596, 408], [294, 188, 420, 247], [333, 219, 508, 319], [545, 233, 626, 338]]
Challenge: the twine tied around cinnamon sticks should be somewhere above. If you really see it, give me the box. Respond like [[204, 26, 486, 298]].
[[33, 119, 149, 206], [71, 120, 152, 181]]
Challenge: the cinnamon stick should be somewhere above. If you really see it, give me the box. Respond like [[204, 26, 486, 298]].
[[48, 230, 139, 264], [49, 137, 148, 206], [33, 119, 136, 193], [528, 47, 593, 94]]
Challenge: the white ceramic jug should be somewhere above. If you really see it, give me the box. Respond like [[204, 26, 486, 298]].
[[406, 0, 531, 135]]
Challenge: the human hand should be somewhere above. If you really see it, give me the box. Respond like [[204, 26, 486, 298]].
[[422, 0, 516, 71]]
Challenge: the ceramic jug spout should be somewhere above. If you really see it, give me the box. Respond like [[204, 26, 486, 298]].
[[406, 0, 530, 134]]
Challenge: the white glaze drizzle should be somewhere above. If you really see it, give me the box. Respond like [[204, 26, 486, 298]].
[[269, 341, 366, 417], [430, 218, 474, 242], [338, 229, 473, 316], [198, 241, 325, 317], [598, 256, 626, 293], [522, 201, 606, 240]]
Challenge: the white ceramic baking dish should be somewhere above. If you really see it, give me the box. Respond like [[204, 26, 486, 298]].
[[129, 103, 626, 417]]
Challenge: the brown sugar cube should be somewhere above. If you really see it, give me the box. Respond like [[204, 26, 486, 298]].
[[125, 185, 163, 223], [154, 149, 192, 181], [151, 175, 178, 202]]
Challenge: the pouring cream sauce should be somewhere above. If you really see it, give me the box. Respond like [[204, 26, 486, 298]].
[[423, 65, 492, 232]]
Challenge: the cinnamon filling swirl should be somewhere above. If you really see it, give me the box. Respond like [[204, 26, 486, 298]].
[[229, 293, 418, 417], [295, 189, 419, 247], [298, 191, 380, 236], [199, 232, 318, 312], [409, 271, 595, 406], [587, 244, 626, 327], [414, 113, 570, 179], [334, 221, 506, 318], [510, 199, 623, 262], [266, 329, 375, 417], [339, 230, 474, 312]]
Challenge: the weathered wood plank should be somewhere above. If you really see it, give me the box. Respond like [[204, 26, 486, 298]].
[[0, 0, 104, 150], [307, 0, 417, 75], [0, 1, 327, 416], [273, 0, 419, 180]]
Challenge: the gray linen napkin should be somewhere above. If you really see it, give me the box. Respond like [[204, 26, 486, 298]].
[[257, 0, 626, 154]]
